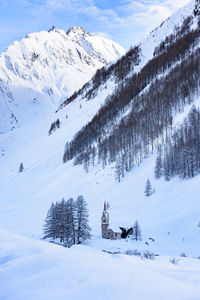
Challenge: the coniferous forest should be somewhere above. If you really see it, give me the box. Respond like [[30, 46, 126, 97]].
[[155, 106, 200, 180], [62, 17, 200, 182]]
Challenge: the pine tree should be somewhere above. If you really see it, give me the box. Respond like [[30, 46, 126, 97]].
[[155, 146, 162, 178], [43, 196, 91, 246], [43, 203, 57, 239], [194, 0, 200, 16], [19, 163, 24, 172], [144, 179, 153, 197], [76, 195, 91, 244], [63, 198, 76, 246], [58, 198, 66, 242], [63, 199, 72, 245], [53, 201, 61, 239], [115, 159, 121, 182], [68, 198, 76, 245], [132, 220, 142, 241]]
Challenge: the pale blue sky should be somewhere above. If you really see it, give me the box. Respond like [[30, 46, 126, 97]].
[[0, 0, 190, 52]]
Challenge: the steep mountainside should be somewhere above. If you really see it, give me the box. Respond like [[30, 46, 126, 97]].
[[0, 26, 125, 133], [60, 0, 200, 182]]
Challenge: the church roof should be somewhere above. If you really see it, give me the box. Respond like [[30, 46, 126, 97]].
[[108, 223, 121, 233]]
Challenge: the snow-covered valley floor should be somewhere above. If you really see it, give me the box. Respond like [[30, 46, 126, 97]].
[[0, 109, 200, 299], [1, 230, 200, 300]]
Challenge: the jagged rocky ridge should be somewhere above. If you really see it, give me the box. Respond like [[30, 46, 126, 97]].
[[0, 26, 125, 133], [62, 1, 200, 181]]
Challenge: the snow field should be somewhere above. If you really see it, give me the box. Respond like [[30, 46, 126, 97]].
[[0, 2, 200, 299], [0, 229, 200, 300]]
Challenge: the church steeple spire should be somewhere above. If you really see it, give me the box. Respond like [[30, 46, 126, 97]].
[[101, 202, 109, 238], [101, 202, 121, 240]]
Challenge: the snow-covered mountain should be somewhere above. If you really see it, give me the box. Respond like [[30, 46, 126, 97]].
[[0, 0, 199, 248], [0, 26, 125, 133], [1, 1, 200, 299], [59, 0, 200, 180]]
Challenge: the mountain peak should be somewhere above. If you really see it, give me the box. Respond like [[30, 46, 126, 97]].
[[0, 25, 125, 133], [48, 25, 60, 33], [47, 25, 65, 35], [66, 26, 90, 37]]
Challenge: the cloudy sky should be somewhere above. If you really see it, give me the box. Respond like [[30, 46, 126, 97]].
[[0, 0, 191, 52]]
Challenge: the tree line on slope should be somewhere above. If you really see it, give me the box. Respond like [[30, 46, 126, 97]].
[[101, 48, 200, 182], [194, 0, 200, 16], [62, 20, 200, 181], [58, 45, 141, 110], [63, 25, 200, 163], [153, 16, 194, 57], [43, 195, 91, 247], [155, 106, 200, 180], [59, 14, 199, 111]]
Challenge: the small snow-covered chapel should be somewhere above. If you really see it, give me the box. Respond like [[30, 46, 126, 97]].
[[101, 202, 121, 239]]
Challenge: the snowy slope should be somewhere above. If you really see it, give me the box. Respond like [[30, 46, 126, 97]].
[[58, 0, 198, 113], [1, 110, 200, 257], [0, 26, 125, 133], [0, 0, 200, 255], [1, 229, 200, 300], [138, 0, 198, 70], [54, 0, 199, 157], [0, 1, 200, 298], [0, 0, 200, 269]]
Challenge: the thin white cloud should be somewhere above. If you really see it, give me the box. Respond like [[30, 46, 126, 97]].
[[45, 0, 93, 9], [121, 2, 172, 33], [45, 0, 75, 8], [79, 5, 124, 27], [0, 0, 30, 4], [16, 0, 192, 30], [94, 31, 112, 39], [106, 0, 192, 33], [75, 0, 191, 32], [164, 0, 191, 10], [0, 0, 193, 52]]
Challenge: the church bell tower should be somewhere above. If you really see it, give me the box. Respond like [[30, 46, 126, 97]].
[[101, 201, 109, 238]]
